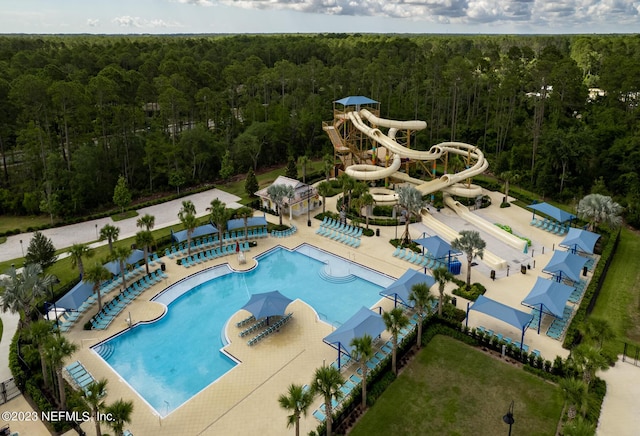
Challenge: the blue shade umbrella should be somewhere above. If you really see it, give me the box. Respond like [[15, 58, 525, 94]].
[[240, 290, 293, 320], [521, 277, 574, 334], [559, 227, 601, 254], [542, 250, 588, 283], [380, 269, 436, 308]]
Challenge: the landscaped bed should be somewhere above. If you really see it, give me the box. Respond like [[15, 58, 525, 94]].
[[350, 335, 563, 436]]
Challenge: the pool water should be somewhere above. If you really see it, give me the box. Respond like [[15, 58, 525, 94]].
[[92, 244, 393, 416]]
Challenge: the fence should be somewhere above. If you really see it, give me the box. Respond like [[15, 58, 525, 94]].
[[0, 378, 20, 405], [621, 342, 640, 367]]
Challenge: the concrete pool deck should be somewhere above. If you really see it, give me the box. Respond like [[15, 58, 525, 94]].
[[2, 187, 629, 435]]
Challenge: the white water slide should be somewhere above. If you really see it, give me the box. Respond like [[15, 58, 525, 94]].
[[344, 109, 488, 197]]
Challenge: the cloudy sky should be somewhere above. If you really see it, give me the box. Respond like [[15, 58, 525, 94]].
[[1, 0, 639, 34]]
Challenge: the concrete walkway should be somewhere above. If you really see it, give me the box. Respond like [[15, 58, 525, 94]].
[[597, 357, 640, 435]]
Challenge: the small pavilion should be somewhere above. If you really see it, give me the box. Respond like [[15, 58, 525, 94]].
[[254, 175, 319, 219]]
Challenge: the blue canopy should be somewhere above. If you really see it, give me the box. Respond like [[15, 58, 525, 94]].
[[527, 202, 576, 223], [335, 96, 378, 106], [226, 216, 268, 231], [323, 306, 386, 368], [171, 223, 218, 243], [55, 280, 94, 311], [103, 249, 145, 275], [241, 290, 293, 320], [466, 295, 533, 351], [522, 277, 574, 324], [560, 228, 601, 255], [414, 235, 461, 260], [543, 250, 587, 283], [379, 269, 435, 308]]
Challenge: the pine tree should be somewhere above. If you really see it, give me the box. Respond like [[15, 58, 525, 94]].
[[112, 175, 131, 213], [245, 168, 259, 197], [285, 155, 298, 179], [25, 231, 57, 269], [220, 150, 234, 181]]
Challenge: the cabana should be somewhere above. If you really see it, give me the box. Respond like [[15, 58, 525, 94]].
[[323, 306, 386, 369], [559, 228, 601, 255], [103, 249, 145, 275], [55, 280, 95, 311], [240, 290, 293, 322], [466, 295, 533, 351], [414, 235, 462, 273], [527, 201, 576, 224], [542, 250, 588, 283], [171, 223, 218, 244], [522, 277, 574, 334], [379, 269, 435, 308], [226, 215, 268, 232]]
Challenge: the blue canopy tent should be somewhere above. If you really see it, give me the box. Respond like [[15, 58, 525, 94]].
[[240, 290, 293, 323], [103, 249, 145, 275], [542, 250, 588, 283], [55, 280, 95, 311], [323, 306, 386, 369], [414, 235, 462, 273], [466, 295, 533, 351], [522, 277, 575, 334], [379, 269, 435, 308], [171, 223, 218, 244], [527, 202, 576, 224], [559, 228, 601, 255], [226, 215, 268, 231], [335, 96, 379, 107]]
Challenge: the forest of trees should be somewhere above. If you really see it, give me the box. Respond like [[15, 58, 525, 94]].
[[0, 34, 639, 225]]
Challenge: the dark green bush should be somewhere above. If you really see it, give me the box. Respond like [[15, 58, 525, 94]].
[[452, 282, 486, 301], [366, 371, 396, 406]]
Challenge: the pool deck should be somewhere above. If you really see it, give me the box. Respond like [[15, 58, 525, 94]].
[[47, 189, 593, 435]]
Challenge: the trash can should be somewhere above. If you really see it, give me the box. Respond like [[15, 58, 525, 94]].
[[490, 270, 496, 280], [521, 265, 527, 274], [161, 263, 166, 272], [583, 266, 588, 276], [376, 228, 380, 237], [451, 297, 457, 307]]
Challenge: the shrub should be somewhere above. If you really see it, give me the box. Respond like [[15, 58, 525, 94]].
[[367, 372, 396, 406], [452, 282, 486, 301]]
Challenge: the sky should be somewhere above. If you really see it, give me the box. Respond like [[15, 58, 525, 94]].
[[1, 0, 639, 35]]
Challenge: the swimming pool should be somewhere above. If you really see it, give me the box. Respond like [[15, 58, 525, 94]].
[[92, 244, 394, 416]]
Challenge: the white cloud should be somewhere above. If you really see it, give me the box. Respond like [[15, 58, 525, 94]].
[[87, 18, 100, 27], [174, 0, 214, 5], [112, 16, 183, 28]]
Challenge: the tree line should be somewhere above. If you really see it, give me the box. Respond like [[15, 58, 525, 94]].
[[0, 34, 639, 225]]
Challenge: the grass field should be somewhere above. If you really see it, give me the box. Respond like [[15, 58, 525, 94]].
[[350, 335, 563, 436], [0, 215, 52, 234], [590, 227, 640, 353]]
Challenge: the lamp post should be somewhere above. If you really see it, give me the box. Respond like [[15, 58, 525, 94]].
[[307, 185, 311, 227], [503, 400, 515, 436], [95, 223, 98, 239], [20, 239, 24, 257], [49, 275, 61, 330]]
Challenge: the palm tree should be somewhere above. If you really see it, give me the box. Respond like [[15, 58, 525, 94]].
[[83, 378, 109, 436], [562, 416, 596, 435], [99, 224, 120, 254], [298, 155, 310, 184], [323, 153, 334, 182], [267, 184, 294, 226], [451, 230, 486, 289], [338, 173, 356, 210], [316, 181, 332, 214], [110, 246, 132, 292], [136, 213, 155, 231], [135, 230, 155, 275], [84, 262, 112, 313], [0, 263, 53, 327], [104, 398, 134, 436], [432, 266, 453, 317], [382, 307, 409, 375], [396, 185, 426, 245], [350, 334, 374, 410], [580, 317, 616, 350], [208, 198, 229, 250], [358, 192, 375, 230], [44, 334, 78, 410], [559, 377, 588, 421], [68, 243, 94, 280], [178, 200, 198, 256], [29, 319, 55, 389], [571, 344, 609, 387], [311, 365, 344, 436], [499, 170, 520, 204], [408, 283, 437, 348], [577, 193, 623, 231], [277, 383, 314, 436], [235, 206, 254, 241]]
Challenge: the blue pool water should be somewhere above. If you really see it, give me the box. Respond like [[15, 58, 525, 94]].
[[92, 244, 393, 416]]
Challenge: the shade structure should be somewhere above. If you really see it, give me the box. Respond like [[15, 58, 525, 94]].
[[240, 290, 293, 320], [522, 277, 575, 333], [466, 295, 533, 351], [55, 280, 95, 311], [226, 215, 268, 231], [414, 235, 462, 260], [542, 250, 588, 283], [379, 269, 436, 308], [527, 202, 576, 223], [560, 227, 601, 255], [323, 306, 386, 368], [334, 96, 378, 106], [103, 249, 145, 275], [171, 223, 218, 244]]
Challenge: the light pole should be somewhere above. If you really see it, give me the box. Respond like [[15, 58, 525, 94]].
[[95, 223, 98, 239], [503, 400, 515, 436], [20, 239, 24, 257], [307, 185, 311, 227]]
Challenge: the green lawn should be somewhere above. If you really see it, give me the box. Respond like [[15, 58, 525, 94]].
[[0, 215, 53, 234], [591, 227, 640, 352], [350, 335, 563, 436]]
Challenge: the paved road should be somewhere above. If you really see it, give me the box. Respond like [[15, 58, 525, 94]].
[[0, 188, 242, 264]]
